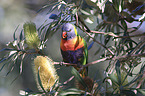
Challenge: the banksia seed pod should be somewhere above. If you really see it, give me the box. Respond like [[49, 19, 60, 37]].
[[23, 22, 40, 49], [76, 76, 93, 92], [34, 56, 59, 90]]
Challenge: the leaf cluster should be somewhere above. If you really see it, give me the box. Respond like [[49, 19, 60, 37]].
[[0, 0, 145, 95]]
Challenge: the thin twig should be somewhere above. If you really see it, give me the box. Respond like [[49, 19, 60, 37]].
[[77, 15, 91, 32], [75, 15, 115, 55], [53, 62, 77, 66], [90, 30, 145, 39], [85, 57, 109, 67], [90, 31, 119, 37], [63, 76, 75, 84], [75, 11, 79, 26], [53, 53, 145, 68], [115, 33, 145, 38], [112, 53, 145, 61], [85, 32, 115, 55]]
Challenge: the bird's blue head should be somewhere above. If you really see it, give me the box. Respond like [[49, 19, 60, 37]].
[[61, 23, 77, 40]]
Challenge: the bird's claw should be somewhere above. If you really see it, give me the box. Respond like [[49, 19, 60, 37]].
[[59, 62, 63, 66]]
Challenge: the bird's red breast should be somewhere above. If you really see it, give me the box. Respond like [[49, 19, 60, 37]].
[[60, 36, 84, 51]]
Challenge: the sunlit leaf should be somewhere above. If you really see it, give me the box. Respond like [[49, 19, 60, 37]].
[[85, 17, 94, 24], [97, 0, 106, 12], [59, 88, 82, 95], [139, 13, 145, 21], [128, 0, 132, 3], [80, 9, 91, 15]]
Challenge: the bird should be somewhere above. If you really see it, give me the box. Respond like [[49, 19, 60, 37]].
[[60, 23, 88, 77]]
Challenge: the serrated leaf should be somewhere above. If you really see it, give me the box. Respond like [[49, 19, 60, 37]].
[[0, 48, 16, 52], [44, 21, 62, 41], [37, 1, 60, 13], [121, 20, 127, 32], [123, 73, 142, 87], [80, 9, 91, 15], [13, 25, 19, 41], [37, 67, 46, 93], [139, 13, 145, 21], [59, 88, 82, 95], [0, 53, 16, 72], [121, 90, 135, 96], [20, 30, 23, 41], [105, 35, 111, 45], [19, 54, 25, 74], [85, 0, 97, 7], [108, 73, 118, 86], [51, 79, 59, 91]]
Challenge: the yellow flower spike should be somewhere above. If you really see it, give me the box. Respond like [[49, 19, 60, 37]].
[[34, 56, 59, 90], [23, 22, 40, 49]]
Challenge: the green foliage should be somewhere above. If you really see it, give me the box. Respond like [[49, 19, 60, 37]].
[[1, 0, 145, 95]]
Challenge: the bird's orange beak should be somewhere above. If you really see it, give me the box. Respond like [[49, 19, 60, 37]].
[[62, 32, 67, 39]]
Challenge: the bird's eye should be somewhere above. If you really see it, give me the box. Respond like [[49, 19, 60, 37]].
[[68, 29, 71, 32]]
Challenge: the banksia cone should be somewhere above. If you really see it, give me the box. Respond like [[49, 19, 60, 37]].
[[76, 76, 101, 96], [34, 56, 59, 90], [23, 22, 40, 49], [76, 76, 93, 92]]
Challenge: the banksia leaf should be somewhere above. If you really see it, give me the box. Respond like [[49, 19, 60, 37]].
[[23, 22, 40, 49], [34, 56, 59, 90]]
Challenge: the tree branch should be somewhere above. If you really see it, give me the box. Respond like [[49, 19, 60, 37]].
[[115, 32, 145, 38], [53, 57, 109, 69], [90, 30, 119, 37], [112, 53, 145, 61]]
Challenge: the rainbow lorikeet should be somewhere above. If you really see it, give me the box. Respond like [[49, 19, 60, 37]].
[[60, 23, 88, 77]]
